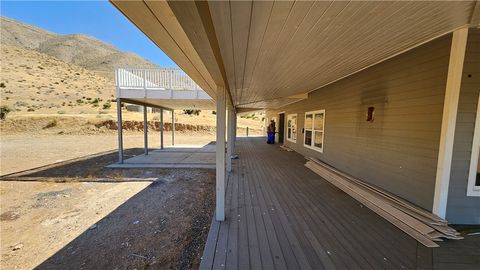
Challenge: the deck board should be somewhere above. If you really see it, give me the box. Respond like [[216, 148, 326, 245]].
[[200, 137, 479, 269]]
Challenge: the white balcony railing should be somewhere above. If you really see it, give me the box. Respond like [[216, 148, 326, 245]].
[[115, 67, 203, 91]]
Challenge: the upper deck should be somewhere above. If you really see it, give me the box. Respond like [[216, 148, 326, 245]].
[[115, 67, 214, 110]]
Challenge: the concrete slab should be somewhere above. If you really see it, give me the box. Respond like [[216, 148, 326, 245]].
[[107, 143, 216, 169]]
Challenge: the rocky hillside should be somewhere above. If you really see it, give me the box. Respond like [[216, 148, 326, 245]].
[[1, 16, 158, 75]]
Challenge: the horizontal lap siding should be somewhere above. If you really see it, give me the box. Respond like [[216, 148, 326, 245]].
[[446, 29, 480, 225], [266, 34, 452, 211]]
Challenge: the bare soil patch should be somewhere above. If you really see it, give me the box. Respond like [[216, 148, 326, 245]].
[[1, 149, 215, 270]]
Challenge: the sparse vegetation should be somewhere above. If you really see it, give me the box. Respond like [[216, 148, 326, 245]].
[[0, 82, 6, 88], [241, 113, 259, 120], [0, 105, 11, 120], [43, 119, 58, 129], [102, 102, 111, 110], [183, 109, 201, 116]]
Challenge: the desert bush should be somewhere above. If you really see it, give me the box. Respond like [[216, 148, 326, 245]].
[[102, 102, 111, 110], [0, 105, 11, 120], [14, 101, 28, 107], [0, 82, 6, 88], [44, 119, 58, 129], [183, 109, 201, 115], [212, 111, 216, 115]]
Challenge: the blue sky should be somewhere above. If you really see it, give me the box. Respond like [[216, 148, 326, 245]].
[[1, 0, 176, 67]]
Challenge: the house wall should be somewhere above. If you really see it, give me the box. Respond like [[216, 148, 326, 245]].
[[266, 34, 452, 211], [446, 29, 480, 224]]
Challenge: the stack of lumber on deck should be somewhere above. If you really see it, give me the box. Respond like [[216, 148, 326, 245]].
[[305, 157, 463, 248], [280, 145, 294, 152]]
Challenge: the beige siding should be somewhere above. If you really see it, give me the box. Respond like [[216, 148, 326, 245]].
[[267, 34, 452, 211], [446, 29, 480, 224]]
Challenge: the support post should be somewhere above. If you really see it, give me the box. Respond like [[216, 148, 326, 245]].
[[433, 27, 468, 218], [216, 86, 226, 221], [227, 107, 234, 172], [233, 111, 237, 152], [143, 105, 148, 155], [160, 108, 164, 150], [117, 98, 123, 164], [172, 110, 175, 146]]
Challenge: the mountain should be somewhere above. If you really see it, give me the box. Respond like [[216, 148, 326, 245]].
[[1, 16, 158, 75]]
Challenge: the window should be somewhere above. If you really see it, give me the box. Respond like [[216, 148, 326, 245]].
[[467, 94, 480, 196], [287, 114, 297, 142], [304, 110, 325, 152]]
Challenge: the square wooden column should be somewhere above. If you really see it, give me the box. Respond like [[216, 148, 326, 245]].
[[117, 98, 123, 164], [143, 105, 148, 155], [433, 27, 468, 218], [160, 108, 164, 150], [216, 86, 226, 221], [227, 107, 235, 172]]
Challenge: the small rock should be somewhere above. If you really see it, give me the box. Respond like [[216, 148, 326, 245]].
[[11, 243, 23, 251], [89, 224, 97, 230]]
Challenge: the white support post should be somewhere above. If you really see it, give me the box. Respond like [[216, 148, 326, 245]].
[[216, 86, 226, 221], [233, 111, 237, 152], [227, 107, 235, 172], [160, 108, 164, 150], [117, 98, 123, 164], [432, 27, 468, 218], [172, 110, 175, 146], [144, 105, 148, 155]]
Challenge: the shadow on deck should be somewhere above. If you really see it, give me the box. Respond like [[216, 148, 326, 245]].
[[200, 137, 480, 270]]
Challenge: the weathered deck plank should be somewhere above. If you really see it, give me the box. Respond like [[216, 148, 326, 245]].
[[200, 137, 479, 270]]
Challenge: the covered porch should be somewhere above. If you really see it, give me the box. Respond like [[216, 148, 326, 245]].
[[200, 137, 480, 270]]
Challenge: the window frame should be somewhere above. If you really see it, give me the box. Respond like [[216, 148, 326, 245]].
[[303, 109, 325, 153], [286, 113, 298, 143], [467, 94, 480, 197]]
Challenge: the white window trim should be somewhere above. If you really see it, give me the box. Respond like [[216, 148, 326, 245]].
[[286, 113, 297, 143], [467, 94, 480, 197], [303, 109, 325, 153]]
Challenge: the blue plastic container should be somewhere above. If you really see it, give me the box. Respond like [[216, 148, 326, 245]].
[[267, 132, 275, 144]]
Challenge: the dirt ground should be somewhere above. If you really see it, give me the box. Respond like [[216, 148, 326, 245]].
[[0, 148, 215, 270], [0, 133, 216, 175]]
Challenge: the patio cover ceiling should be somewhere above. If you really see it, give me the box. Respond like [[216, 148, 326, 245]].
[[111, 0, 480, 110]]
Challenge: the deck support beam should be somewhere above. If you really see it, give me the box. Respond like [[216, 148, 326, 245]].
[[117, 98, 123, 164], [144, 105, 148, 155], [160, 108, 164, 150], [227, 107, 235, 172], [433, 27, 468, 218], [216, 86, 226, 221], [172, 110, 175, 146]]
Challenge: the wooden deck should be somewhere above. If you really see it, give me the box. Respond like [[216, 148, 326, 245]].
[[200, 137, 480, 270]]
